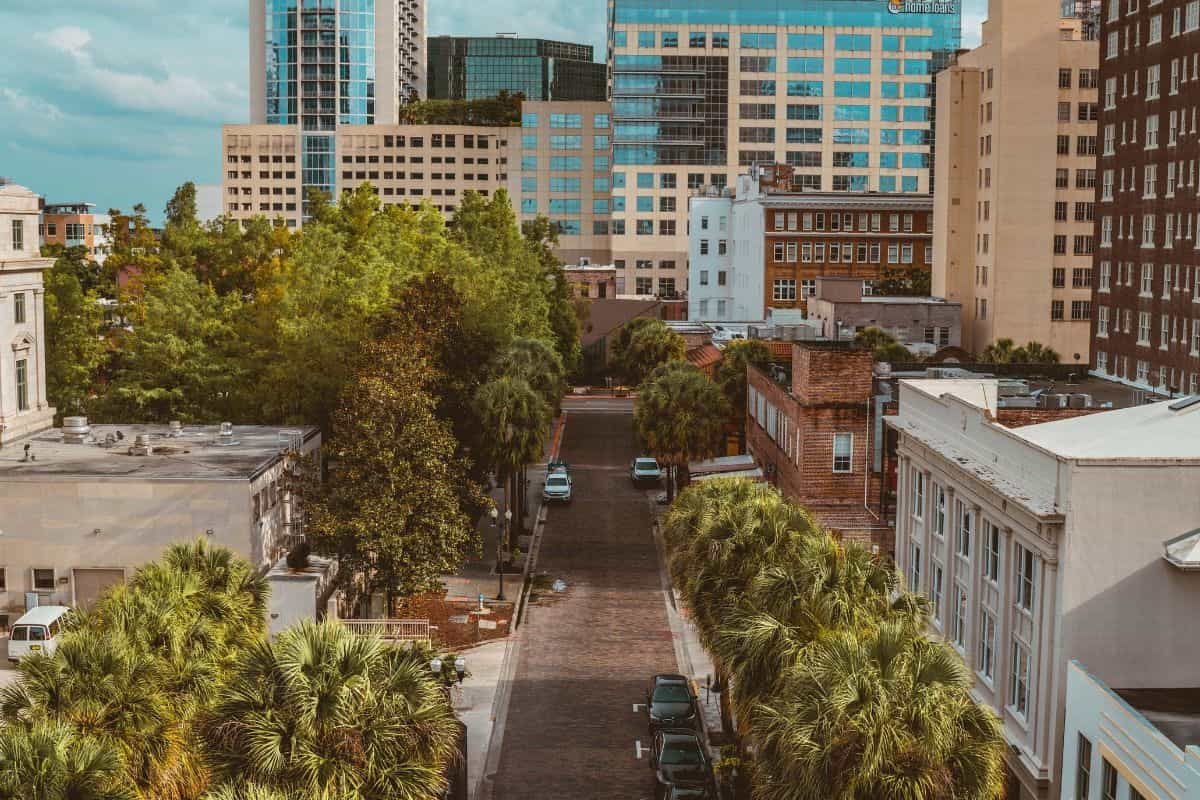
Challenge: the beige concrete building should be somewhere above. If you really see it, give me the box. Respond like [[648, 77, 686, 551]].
[[220, 122, 511, 228], [0, 181, 55, 448], [933, 0, 1099, 361], [512, 100, 613, 265], [889, 381, 1200, 800], [0, 423, 320, 620]]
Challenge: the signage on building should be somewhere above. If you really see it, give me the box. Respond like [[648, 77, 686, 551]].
[[887, 0, 959, 13]]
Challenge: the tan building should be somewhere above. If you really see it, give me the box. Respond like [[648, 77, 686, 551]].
[[220, 123, 511, 229], [39, 203, 111, 263], [933, 0, 1099, 361], [562, 263, 617, 300], [0, 181, 55, 448], [512, 100, 613, 265]]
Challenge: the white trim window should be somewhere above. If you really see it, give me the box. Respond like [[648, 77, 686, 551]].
[[1009, 639, 1032, 720], [908, 540, 922, 592], [1014, 542, 1037, 613], [978, 610, 996, 681], [933, 485, 947, 538], [983, 521, 1001, 584], [912, 469, 926, 520], [32, 568, 55, 591], [952, 585, 968, 649], [956, 501, 973, 560], [930, 563, 944, 625], [832, 433, 853, 473]]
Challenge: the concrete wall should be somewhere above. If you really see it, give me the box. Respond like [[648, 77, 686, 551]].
[[1060, 661, 1200, 800], [688, 196, 734, 320], [807, 297, 962, 347]]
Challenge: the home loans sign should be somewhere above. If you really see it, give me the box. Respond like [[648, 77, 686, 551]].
[[887, 0, 959, 13]]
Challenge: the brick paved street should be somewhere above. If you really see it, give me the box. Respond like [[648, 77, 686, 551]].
[[490, 402, 680, 799]]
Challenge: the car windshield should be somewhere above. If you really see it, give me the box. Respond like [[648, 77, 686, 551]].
[[547, 477, 568, 488], [661, 740, 703, 765], [653, 684, 691, 703], [636, 459, 658, 470]]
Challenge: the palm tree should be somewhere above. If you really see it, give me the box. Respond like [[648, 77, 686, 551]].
[[0, 721, 130, 800], [473, 374, 550, 546], [634, 363, 728, 501], [749, 622, 1005, 800], [979, 338, 1018, 364], [614, 319, 686, 385], [1016, 341, 1061, 365], [201, 620, 459, 800]]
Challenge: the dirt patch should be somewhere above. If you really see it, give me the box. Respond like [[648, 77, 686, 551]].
[[525, 572, 569, 607], [394, 592, 515, 649]]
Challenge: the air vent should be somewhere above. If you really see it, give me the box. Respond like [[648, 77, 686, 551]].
[[1168, 395, 1200, 412]]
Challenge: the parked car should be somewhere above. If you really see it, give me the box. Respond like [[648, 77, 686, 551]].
[[664, 783, 716, 800], [542, 466, 572, 503], [646, 673, 699, 732], [7, 606, 71, 663], [649, 728, 713, 799], [631, 457, 663, 487]]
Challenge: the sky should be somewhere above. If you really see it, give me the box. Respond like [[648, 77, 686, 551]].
[[0, 0, 988, 224]]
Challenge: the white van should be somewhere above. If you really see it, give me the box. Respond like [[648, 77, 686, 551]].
[[7, 606, 71, 662]]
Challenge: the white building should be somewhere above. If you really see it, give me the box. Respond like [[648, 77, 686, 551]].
[[1060, 660, 1200, 800], [0, 181, 55, 448], [688, 193, 765, 322], [888, 382, 1200, 800]]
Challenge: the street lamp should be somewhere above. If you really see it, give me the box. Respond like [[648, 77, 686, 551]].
[[497, 508, 513, 601]]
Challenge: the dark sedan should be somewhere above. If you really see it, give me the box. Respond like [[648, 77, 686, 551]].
[[646, 674, 699, 732], [649, 728, 713, 799]]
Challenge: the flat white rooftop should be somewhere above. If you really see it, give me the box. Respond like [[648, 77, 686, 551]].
[[1012, 396, 1200, 460]]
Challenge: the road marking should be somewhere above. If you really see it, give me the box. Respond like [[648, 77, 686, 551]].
[[633, 703, 646, 712], [635, 739, 647, 759]]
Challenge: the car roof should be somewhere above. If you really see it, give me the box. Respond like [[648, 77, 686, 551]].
[[653, 673, 689, 683], [636, 457, 659, 464], [13, 606, 71, 626], [660, 728, 703, 742]]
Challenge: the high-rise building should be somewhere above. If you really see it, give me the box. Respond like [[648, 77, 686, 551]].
[[933, 0, 1099, 360], [1091, 0, 1200, 397], [427, 36, 607, 101], [247, 0, 426, 215], [607, 0, 961, 296]]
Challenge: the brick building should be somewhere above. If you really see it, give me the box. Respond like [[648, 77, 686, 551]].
[[1091, 0, 1200, 396], [746, 342, 890, 548], [731, 172, 934, 317]]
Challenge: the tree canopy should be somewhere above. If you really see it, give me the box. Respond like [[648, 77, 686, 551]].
[[611, 318, 686, 385], [634, 362, 728, 500], [980, 338, 1061, 364]]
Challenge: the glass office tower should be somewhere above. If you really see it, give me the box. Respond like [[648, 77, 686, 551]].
[[427, 36, 607, 101], [253, 0, 425, 215], [605, 0, 962, 295]]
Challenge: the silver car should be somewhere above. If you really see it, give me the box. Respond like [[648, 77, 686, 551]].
[[543, 469, 573, 503], [631, 457, 662, 487]]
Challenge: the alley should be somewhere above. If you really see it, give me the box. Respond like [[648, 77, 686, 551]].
[[489, 400, 680, 799]]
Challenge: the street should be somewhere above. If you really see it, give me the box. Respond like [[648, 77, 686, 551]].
[[489, 400, 681, 799]]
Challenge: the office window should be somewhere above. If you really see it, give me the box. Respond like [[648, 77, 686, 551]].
[[660, 31, 677, 48], [1015, 543, 1036, 612], [1009, 640, 1031, 718], [956, 502, 973, 559], [978, 610, 996, 680], [689, 31, 706, 47], [16, 358, 29, 411], [33, 568, 55, 590], [773, 279, 796, 301], [13, 293, 26, 324], [952, 586, 967, 648], [1059, 67, 1072, 88], [908, 541, 922, 592], [832, 433, 853, 473], [912, 469, 925, 520], [1101, 760, 1118, 800], [930, 564, 943, 623], [11, 220, 23, 252]]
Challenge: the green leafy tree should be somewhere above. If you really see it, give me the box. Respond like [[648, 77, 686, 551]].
[[200, 620, 459, 800], [615, 319, 686, 386], [95, 267, 245, 423], [712, 339, 772, 425], [634, 362, 727, 500], [473, 375, 550, 542], [44, 250, 107, 419], [397, 90, 523, 125], [523, 216, 582, 379], [875, 265, 932, 297], [303, 333, 481, 606]]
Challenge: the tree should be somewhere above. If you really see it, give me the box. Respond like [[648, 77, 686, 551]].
[[750, 622, 1005, 800], [303, 332, 481, 606], [200, 620, 459, 800], [0, 721, 129, 800], [617, 319, 686, 386], [634, 363, 727, 501], [712, 339, 772, 428], [473, 375, 550, 543], [875, 265, 932, 297], [523, 216, 582, 380], [854, 326, 917, 363], [44, 250, 106, 419], [980, 338, 1060, 365]]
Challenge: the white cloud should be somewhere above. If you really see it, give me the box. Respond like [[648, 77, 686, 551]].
[[0, 87, 65, 121], [34, 23, 244, 122]]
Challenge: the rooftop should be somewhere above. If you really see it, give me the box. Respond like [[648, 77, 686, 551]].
[[744, 191, 935, 213], [1012, 396, 1200, 460], [0, 424, 320, 481], [1114, 688, 1200, 750]]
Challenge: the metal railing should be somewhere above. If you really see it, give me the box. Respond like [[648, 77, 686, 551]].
[[341, 618, 431, 642]]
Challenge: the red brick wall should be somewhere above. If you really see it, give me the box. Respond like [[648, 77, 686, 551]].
[[747, 365, 884, 546], [793, 344, 875, 405], [994, 407, 1105, 427]]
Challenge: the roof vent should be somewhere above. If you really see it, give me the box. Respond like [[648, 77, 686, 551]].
[[168, 420, 183, 437], [129, 434, 153, 456], [1168, 395, 1200, 412], [61, 417, 91, 444], [214, 422, 240, 447]]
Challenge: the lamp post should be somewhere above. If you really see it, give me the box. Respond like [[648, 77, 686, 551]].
[[497, 509, 513, 601]]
